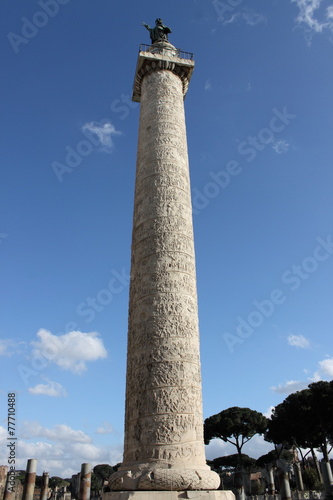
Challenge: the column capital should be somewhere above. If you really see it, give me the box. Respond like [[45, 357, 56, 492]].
[[132, 42, 195, 102]]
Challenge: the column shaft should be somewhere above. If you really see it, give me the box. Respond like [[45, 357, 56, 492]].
[[109, 43, 219, 492], [22, 459, 37, 500], [40, 472, 49, 500], [78, 464, 91, 500]]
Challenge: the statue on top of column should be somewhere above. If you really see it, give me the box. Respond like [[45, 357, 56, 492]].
[[142, 18, 172, 44]]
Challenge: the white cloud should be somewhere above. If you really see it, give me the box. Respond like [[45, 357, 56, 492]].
[[205, 436, 235, 460], [242, 9, 267, 26], [81, 120, 121, 153], [327, 5, 333, 19], [287, 334, 311, 349], [70, 443, 107, 460], [17, 440, 64, 458], [292, 0, 325, 31], [272, 139, 290, 154], [219, 12, 237, 25], [271, 379, 310, 394], [314, 356, 333, 381], [204, 80, 211, 91], [263, 406, 275, 418], [205, 433, 272, 460], [0, 339, 25, 356], [31, 329, 107, 374], [96, 421, 113, 435], [272, 354, 333, 394], [0, 340, 9, 355], [0, 423, 123, 477], [0, 426, 6, 442], [291, 0, 333, 41], [318, 356, 333, 376], [29, 380, 67, 397], [20, 422, 92, 443], [242, 434, 272, 458]]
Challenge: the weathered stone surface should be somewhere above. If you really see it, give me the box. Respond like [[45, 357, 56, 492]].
[[103, 491, 235, 500], [109, 46, 220, 492], [78, 463, 91, 500], [22, 459, 37, 500], [132, 42, 194, 102]]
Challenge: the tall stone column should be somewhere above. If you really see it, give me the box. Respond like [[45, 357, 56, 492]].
[[3, 471, 14, 500], [22, 459, 37, 500], [266, 463, 275, 494], [0, 467, 8, 500], [320, 460, 333, 500], [277, 460, 291, 500], [108, 41, 221, 496], [40, 472, 49, 500], [76, 473, 81, 500], [78, 464, 91, 500], [71, 474, 79, 500]]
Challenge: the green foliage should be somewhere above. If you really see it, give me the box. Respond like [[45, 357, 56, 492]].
[[250, 479, 265, 495], [256, 450, 279, 468], [49, 477, 69, 489], [266, 381, 333, 461], [204, 406, 268, 463], [91, 464, 117, 491], [302, 468, 324, 491], [90, 472, 100, 492], [211, 454, 258, 472], [256, 448, 293, 468], [93, 464, 114, 481], [35, 476, 43, 488], [16, 471, 25, 485]]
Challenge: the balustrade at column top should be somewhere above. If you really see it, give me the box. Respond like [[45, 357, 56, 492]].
[[132, 42, 195, 102]]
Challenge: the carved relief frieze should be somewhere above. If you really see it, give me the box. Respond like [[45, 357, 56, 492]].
[[111, 53, 221, 492]]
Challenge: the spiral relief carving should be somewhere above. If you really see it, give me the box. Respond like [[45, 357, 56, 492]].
[[109, 45, 220, 492]]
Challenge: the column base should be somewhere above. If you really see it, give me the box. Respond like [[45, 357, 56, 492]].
[[109, 466, 220, 491], [103, 491, 235, 500]]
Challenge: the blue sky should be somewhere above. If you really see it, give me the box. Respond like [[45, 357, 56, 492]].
[[1, 0, 333, 478]]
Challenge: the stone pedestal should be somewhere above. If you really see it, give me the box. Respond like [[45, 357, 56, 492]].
[[108, 41, 226, 495], [103, 491, 235, 500]]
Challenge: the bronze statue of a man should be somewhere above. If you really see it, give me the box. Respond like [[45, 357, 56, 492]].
[[142, 18, 172, 44]]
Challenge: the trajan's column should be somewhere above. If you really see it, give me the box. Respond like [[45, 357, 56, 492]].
[[108, 19, 234, 500]]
